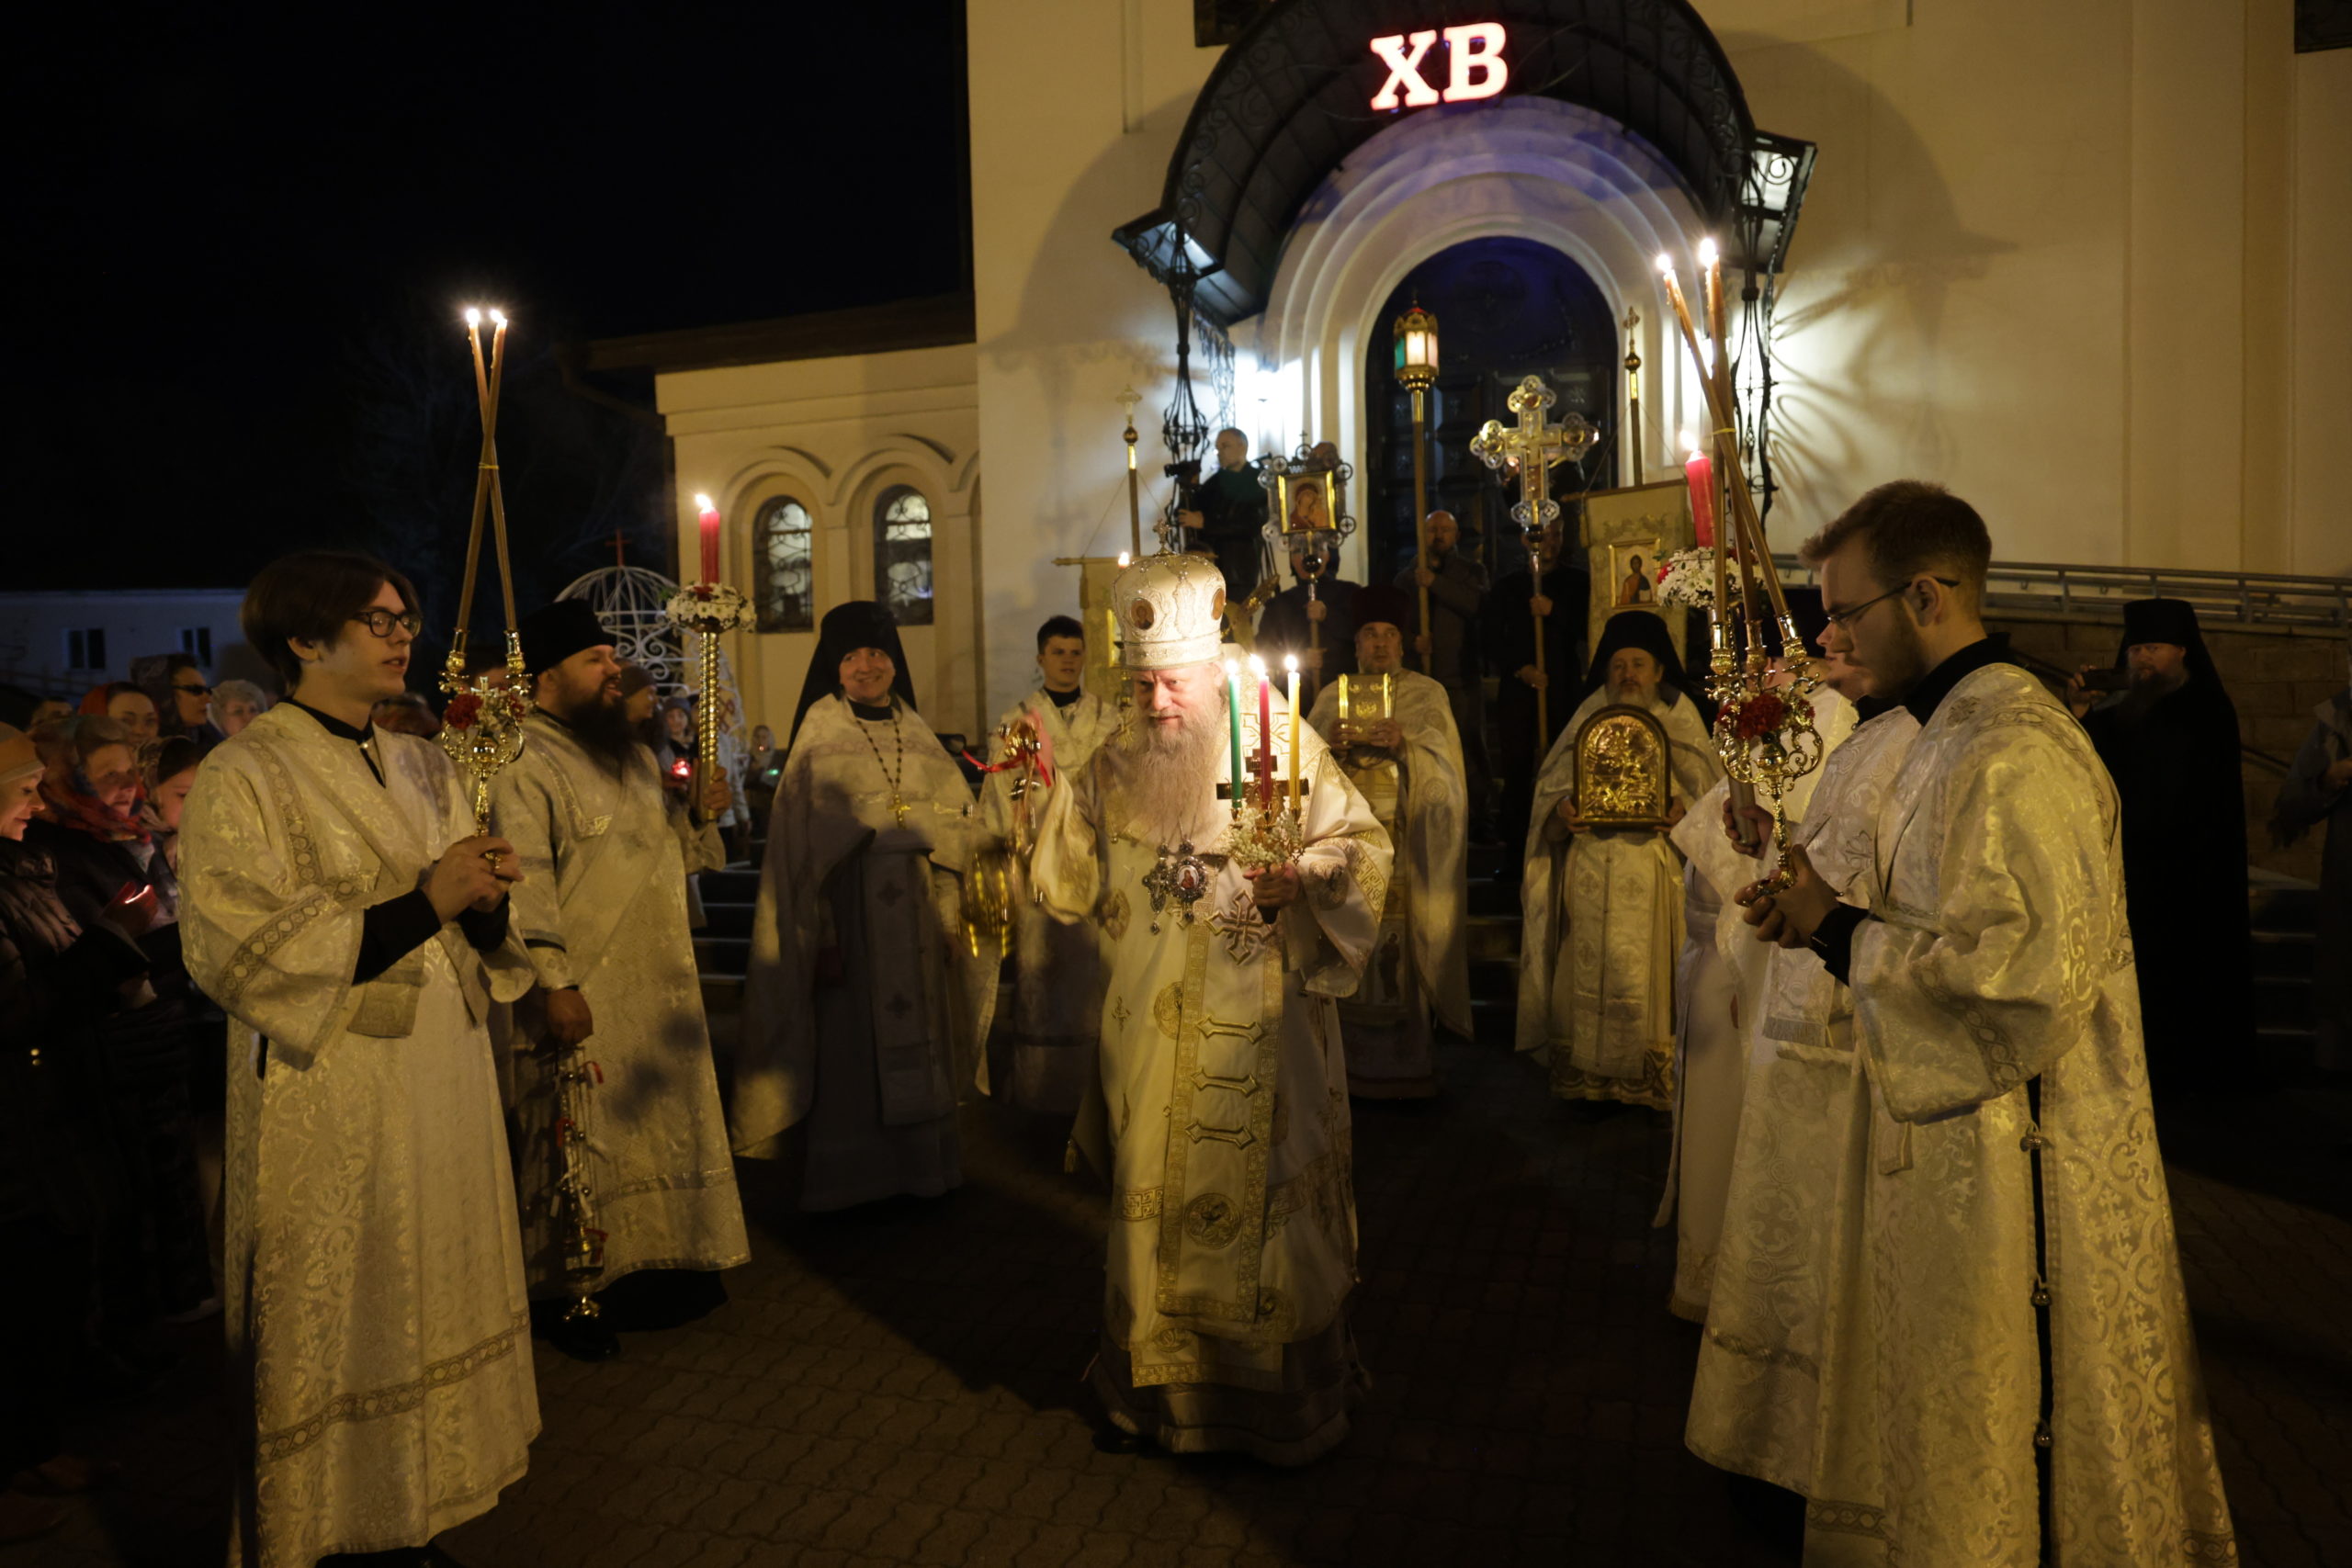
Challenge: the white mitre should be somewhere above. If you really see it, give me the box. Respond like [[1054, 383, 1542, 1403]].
[[1114, 552, 1227, 671]]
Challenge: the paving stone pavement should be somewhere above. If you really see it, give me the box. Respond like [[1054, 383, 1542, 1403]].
[[16, 1036, 2351, 1567]]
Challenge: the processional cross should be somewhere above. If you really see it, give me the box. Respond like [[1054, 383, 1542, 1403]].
[[1469, 375, 1599, 741]]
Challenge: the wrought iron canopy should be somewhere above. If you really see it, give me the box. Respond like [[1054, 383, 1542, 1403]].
[[1115, 0, 1809, 326]]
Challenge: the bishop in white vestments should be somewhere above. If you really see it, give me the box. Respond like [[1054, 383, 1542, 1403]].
[[1734, 484, 2233, 1565], [733, 603, 998, 1210], [490, 602, 749, 1359], [1025, 554, 1393, 1464], [179, 555, 539, 1567], [978, 615, 1119, 1113], [1306, 585, 1472, 1098], [1518, 613, 1723, 1108]]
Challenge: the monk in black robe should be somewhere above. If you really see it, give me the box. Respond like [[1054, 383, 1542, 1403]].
[[1174, 428, 1268, 604], [2075, 597, 2253, 1095], [1255, 539, 1362, 694]]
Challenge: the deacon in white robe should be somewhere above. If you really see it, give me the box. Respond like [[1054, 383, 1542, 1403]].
[[1025, 554, 1393, 1464], [1686, 671, 1916, 1523], [1518, 613, 1723, 1108], [489, 602, 748, 1357], [733, 603, 998, 1211], [1306, 586, 1472, 1097], [1657, 598, 1848, 1321], [1734, 485, 2233, 1564], [978, 615, 1120, 1113], [178, 558, 538, 1567]]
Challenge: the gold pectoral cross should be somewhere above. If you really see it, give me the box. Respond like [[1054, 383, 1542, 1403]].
[[891, 793, 909, 825]]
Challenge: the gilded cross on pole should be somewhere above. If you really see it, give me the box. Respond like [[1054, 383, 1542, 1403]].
[[1470, 375, 1599, 741]]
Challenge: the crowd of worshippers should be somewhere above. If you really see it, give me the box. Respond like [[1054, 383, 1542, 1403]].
[[2, 482, 2344, 1566]]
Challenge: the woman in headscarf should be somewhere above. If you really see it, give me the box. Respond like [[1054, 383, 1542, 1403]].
[[24, 718, 214, 1330], [731, 602, 997, 1210], [1516, 611, 1724, 1110], [0, 725, 153, 1537], [79, 683, 158, 748]]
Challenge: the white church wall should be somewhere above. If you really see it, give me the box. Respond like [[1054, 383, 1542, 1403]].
[[657, 343, 982, 739]]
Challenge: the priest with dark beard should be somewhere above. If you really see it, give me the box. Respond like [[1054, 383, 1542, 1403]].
[[2071, 597, 2254, 1096], [490, 601, 749, 1361]]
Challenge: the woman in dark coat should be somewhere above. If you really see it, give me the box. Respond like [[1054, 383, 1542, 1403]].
[[22, 718, 214, 1328], [0, 724, 149, 1538]]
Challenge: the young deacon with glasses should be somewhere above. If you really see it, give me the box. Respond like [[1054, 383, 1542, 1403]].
[[176, 551, 538, 1568]]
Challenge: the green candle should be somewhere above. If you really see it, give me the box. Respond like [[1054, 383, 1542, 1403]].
[[1224, 659, 1244, 806]]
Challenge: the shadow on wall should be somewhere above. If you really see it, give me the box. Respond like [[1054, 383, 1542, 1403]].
[[1712, 36, 2018, 527]]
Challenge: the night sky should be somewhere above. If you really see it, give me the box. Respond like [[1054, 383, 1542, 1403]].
[[18, 4, 969, 597]]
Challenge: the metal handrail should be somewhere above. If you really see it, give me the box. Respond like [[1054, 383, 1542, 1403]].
[[1773, 555, 2352, 635]]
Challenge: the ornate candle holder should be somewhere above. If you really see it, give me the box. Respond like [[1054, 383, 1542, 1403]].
[[664, 581, 753, 825], [1704, 637, 1826, 890], [1225, 797, 1304, 877], [436, 636, 535, 835]]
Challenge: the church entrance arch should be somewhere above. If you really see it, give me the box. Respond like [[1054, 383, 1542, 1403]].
[[1362, 237, 1618, 583]]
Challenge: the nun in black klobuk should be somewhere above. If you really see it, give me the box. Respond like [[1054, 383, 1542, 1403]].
[[730, 602, 998, 1209]]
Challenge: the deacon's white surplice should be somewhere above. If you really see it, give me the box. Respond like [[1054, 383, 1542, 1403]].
[[1517, 686, 1722, 1106], [1742, 661, 2231, 1563], [1657, 690, 1858, 1321], [179, 705, 538, 1568], [1685, 698, 1915, 1541], [1029, 712, 1392, 1463], [978, 687, 1119, 1112], [732, 695, 998, 1208], [1306, 669, 1471, 1096], [489, 713, 749, 1292]]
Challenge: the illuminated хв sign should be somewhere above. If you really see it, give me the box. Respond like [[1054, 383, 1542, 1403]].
[[1369, 23, 1508, 110]]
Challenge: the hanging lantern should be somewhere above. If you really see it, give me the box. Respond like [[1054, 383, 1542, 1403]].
[[1392, 301, 1440, 392]]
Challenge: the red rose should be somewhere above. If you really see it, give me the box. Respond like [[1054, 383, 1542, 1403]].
[[692, 583, 714, 601], [1732, 691, 1788, 740], [445, 693, 483, 729]]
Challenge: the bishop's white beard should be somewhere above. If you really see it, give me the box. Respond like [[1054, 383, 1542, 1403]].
[[1107, 702, 1226, 847]]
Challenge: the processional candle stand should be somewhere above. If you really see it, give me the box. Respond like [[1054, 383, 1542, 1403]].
[[436, 308, 607, 1329], [1256, 441, 1356, 704], [1222, 654, 1306, 879], [1391, 299, 1440, 671], [1468, 377, 1600, 747], [664, 495, 752, 830], [1657, 240, 1824, 888]]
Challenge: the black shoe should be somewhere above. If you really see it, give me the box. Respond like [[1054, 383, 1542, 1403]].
[[594, 1269, 728, 1333], [533, 1304, 620, 1363]]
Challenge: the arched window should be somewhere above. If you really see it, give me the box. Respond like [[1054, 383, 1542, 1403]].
[[873, 486, 933, 626], [753, 497, 814, 632]]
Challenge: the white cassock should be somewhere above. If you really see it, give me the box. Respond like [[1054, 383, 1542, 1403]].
[[179, 705, 538, 1568], [1657, 691, 1859, 1321], [1686, 698, 1916, 1534], [978, 687, 1119, 1112], [1306, 668, 1472, 1097], [732, 695, 999, 1209], [489, 714, 750, 1293], [1517, 687, 1723, 1107], [1030, 716, 1392, 1464], [1710, 660, 2235, 1564]]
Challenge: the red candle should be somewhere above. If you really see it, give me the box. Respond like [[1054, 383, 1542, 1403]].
[[1682, 448, 1716, 547], [695, 492, 721, 584], [1250, 656, 1272, 808]]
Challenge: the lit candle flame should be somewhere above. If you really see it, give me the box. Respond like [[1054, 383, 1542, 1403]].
[[1225, 659, 1239, 677], [1655, 252, 1676, 276], [1248, 654, 1267, 676], [465, 308, 481, 327], [694, 493, 716, 513], [489, 310, 507, 327], [1283, 653, 1298, 672], [1698, 236, 1720, 267], [1679, 429, 1698, 454], [1117, 551, 1131, 569]]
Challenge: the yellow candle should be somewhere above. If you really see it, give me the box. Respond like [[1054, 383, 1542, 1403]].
[[1284, 654, 1300, 812], [1338, 674, 1350, 721]]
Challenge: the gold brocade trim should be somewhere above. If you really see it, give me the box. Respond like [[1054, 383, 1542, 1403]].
[[1804, 1496, 1885, 1539], [254, 1309, 530, 1464], [2183, 1529, 2241, 1564], [1917, 959, 2025, 1090], [602, 1165, 740, 1203], [1117, 1187, 1162, 1220], [1549, 1045, 1673, 1110], [1340, 832, 1388, 918], [216, 888, 339, 1009], [1704, 1326, 1820, 1380]]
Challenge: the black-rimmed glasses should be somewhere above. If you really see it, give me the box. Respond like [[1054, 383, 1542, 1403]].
[[1822, 577, 1960, 628], [172, 682, 212, 696], [350, 610, 424, 638]]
